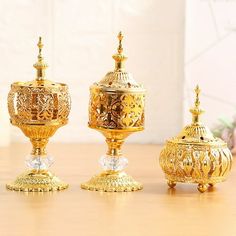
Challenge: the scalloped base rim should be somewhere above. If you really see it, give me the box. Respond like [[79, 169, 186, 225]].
[[81, 171, 143, 192], [6, 170, 68, 192]]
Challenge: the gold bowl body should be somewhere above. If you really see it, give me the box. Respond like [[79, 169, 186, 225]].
[[159, 86, 233, 193], [160, 127, 233, 191], [8, 80, 70, 156]]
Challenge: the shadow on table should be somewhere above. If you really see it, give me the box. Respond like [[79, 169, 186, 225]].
[[143, 181, 218, 196]]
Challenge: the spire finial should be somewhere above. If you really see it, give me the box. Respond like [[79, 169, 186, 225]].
[[194, 85, 201, 108], [37, 36, 43, 61], [112, 31, 127, 71], [117, 31, 123, 54], [190, 85, 204, 124], [33, 37, 48, 80]]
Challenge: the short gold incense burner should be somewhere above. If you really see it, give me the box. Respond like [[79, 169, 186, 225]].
[[160, 86, 232, 193], [81, 32, 145, 192], [7, 37, 71, 192]]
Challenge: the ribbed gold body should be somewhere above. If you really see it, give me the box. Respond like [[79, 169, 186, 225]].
[[159, 86, 233, 193]]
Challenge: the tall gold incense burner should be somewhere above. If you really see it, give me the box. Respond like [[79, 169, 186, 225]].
[[81, 32, 145, 192], [7, 37, 71, 192], [160, 86, 232, 193]]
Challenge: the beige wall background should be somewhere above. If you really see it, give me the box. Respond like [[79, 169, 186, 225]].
[[0, 0, 185, 145], [185, 0, 236, 129]]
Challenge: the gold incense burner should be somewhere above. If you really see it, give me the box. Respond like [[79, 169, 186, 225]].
[[81, 32, 145, 192], [160, 86, 232, 193], [7, 37, 71, 192]]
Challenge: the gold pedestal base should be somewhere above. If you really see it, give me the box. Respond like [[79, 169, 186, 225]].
[[81, 171, 142, 192], [6, 170, 68, 192]]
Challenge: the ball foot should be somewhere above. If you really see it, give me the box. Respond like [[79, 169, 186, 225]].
[[81, 171, 142, 192], [6, 170, 68, 192], [197, 183, 208, 193], [208, 183, 214, 188], [167, 180, 176, 188]]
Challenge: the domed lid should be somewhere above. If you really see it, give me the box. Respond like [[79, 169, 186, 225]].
[[11, 37, 66, 89], [91, 32, 145, 92], [169, 86, 226, 146]]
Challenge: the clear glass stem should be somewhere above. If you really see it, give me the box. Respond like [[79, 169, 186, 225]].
[[26, 154, 53, 171]]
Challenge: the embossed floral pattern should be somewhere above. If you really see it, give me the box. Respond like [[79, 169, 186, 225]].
[[89, 90, 145, 129], [8, 85, 71, 124], [160, 143, 233, 184]]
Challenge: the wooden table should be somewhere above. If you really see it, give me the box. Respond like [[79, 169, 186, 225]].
[[0, 143, 235, 236]]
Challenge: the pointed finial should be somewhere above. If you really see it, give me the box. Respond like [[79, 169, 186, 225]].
[[190, 85, 204, 124], [112, 31, 127, 71], [117, 31, 123, 54], [37, 36, 43, 60], [33, 37, 48, 80], [194, 85, 201, 108]]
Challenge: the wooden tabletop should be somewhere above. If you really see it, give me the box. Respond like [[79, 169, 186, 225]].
[[0, 143, 235, 236]]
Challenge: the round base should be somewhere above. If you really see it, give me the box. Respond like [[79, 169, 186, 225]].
[[81, 171, 143, 192], [167, 180, 176, 188], [6, 170, 68, 192], [197, 184, 208, 193]]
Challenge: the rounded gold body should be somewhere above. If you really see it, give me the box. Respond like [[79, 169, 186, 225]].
[[8, 80, 70, 156], [160, 130, 232, 193], [159, 86, 233, 193]]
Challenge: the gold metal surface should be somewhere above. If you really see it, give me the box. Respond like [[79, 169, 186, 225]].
[[7, 37, 71, 192], [6, 170, 68, 192], [81, 170, 142, 192], [159, 86, 233, 193], [81, 32, 145, 192]]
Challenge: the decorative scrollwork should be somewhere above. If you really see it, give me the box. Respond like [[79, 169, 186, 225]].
[[160, 142, 233, 184], [8, 83, 71, 125], [88, 89, 145, 130]]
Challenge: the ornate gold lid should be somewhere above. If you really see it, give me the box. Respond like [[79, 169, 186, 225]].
[[8, 37, 70, 126], [11, 37, 66, 89], [91, 32, 145, 92], [169, 85, 225, 146]]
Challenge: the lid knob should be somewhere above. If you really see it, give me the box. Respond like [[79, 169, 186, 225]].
[[190, 85, 204, 124], [33, 37, 48, 80], [112, 31, 127, 71]]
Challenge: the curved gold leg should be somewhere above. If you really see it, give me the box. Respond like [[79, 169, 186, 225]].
[[208, 183, 214, 188], [167, 180, 176, 188], [197, 183, 208, 193]]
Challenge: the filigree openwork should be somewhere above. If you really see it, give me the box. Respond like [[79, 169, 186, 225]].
[[6, 37, 71, 192], [88, 89, 145, 130], [82, 32, 145, 192], [8, 84, 70, 125], [159, 86, 233, 193], [160, 143, 232, 185]]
